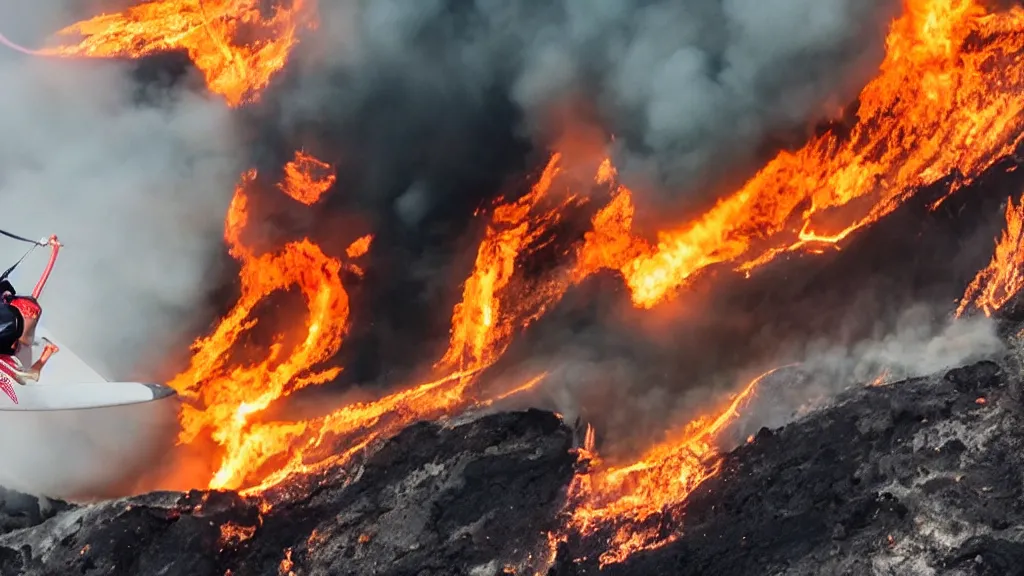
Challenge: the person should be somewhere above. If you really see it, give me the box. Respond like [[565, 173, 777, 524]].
[[0, 234, 61, 390], [5, 295, 58, 382]]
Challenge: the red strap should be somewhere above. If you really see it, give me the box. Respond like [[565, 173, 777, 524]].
[[9, 297, 40, 319]]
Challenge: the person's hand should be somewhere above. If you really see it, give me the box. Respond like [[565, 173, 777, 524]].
[[40, 338, 58, 359]]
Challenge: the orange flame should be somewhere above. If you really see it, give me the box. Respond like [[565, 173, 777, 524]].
[[345, 234, 372, 259], [169, 156, 349, 488], [578, 0, 1024, 309], [957, 196, 1024, 317], [438, 154, 573, 372], [44, 0, 317, 106], [187, 156, 579, 492], [278, 151, 336, 205], [565, 368, 769, 566]]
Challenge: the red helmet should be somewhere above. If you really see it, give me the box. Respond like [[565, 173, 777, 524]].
[[9, 296, 41, 320]]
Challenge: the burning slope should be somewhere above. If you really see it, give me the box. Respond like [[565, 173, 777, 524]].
[[551, 0, 1024, 564], [43, 0, 316, 106], [25, 0, 1024, 568], [577, 0, 1024, 309], [957, 196, 1024, 317], [566, 368, 768, 567]]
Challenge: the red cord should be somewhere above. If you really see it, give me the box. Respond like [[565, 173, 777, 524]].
[[32, 235, 60, 299]]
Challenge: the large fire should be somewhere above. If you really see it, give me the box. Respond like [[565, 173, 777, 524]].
[[43, 0, 317, 106], [957, 195, 1024, 317], [24, 0, 1024, 567], [576, 0, 1024, 310]]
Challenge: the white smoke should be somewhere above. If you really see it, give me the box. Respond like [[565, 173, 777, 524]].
[[509, 302, 1006, 461], [798, 306, 1004, 392], [723, 306, 1006, 446], [0, 7, 242, 379]]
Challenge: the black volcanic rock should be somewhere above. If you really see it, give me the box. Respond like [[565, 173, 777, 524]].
[[0, 409, 575, 576], [4, 358, 1024, 576], [0, 490, 71, 537], [558, 359, 1024, 576]]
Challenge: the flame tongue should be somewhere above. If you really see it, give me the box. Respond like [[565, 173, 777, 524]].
[[958, 196, 1024, 317], [579, 0, 1024, 309], [278, 151, 336, 205], [567, 368, 766, 567], [190, 154, 582, 492], [170, 152, 349, 488], [438, 153, 572, 373], [43, 0, 317, 106]]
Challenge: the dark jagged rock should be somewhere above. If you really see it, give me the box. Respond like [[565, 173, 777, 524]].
[[558, 359, 1024, 575], [4, 360, 1024, 576], [0, 409, 575, 576], [0, 490, 72, 538]]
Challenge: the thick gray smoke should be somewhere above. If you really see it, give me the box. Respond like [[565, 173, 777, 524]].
[[265, 0, 907, 383], [293, 0, 902, 211], [0, 6, 242, 379], [515, 305, 1005, 460], [725, 307, 1005, 442]]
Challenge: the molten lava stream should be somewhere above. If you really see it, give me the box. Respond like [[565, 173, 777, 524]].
[[43, 0, 318, 106], [564, 368, 768, 567], [577, 0, 1024, 310], [957, 196, 1024, 317]]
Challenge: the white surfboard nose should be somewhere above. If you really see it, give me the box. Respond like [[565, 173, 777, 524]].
[[0, 395, 181, 500], [143, 382, 177, 400], [0, 323, 185, 499]]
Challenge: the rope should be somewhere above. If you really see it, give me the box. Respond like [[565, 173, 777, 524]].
[[0, 230, 60, 287], [0, 228, 47, 247], [0, 245, 37, 283], [0, 31, 47, 57]]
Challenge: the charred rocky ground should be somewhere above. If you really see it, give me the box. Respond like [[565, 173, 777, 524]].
[[2, 337, 1024, 575], [556, 357, 1024, 576], [0, 410, 575, 576]]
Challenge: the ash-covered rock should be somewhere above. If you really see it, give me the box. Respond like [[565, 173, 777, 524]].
[[0, 409, 575, 576], [0, 490, 72, 538], [557, 359, 1024, 576]]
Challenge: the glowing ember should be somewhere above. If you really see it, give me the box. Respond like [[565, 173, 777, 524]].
[[279, 151, 336, 205], [218, 522, 257, 547], [578, 0, 1024, 309], [957, 196, 1024, 317], [345, 235, 372, 259], [279, 548, 295, 576], [44, 0, 317, 106]]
